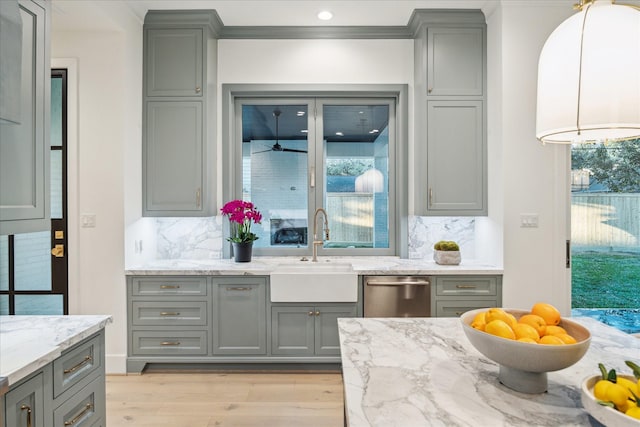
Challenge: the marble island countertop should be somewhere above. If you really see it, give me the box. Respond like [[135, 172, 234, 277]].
[[338, 317, 640, 427], [125, 256, 502, 276], [0, 315, 112, 387]]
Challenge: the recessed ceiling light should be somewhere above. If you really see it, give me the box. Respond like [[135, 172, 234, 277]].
[[317, 10, 333, 21]]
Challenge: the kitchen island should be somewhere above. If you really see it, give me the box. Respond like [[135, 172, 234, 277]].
[[338, 316, 639, 426], [0, 315, 112, 427]]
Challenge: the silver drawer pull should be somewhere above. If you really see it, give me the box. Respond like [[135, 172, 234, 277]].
[[160, 341, 180, 346], [367, 280, 430, 286], [64, 403, 93, 426], [160, 312, 181, 316], [160, 285, 180, 289], [455, 311, 464, 316], [63, 355, 92, 374], [226, 287, 252, 291], [456, 285, 477, 289]]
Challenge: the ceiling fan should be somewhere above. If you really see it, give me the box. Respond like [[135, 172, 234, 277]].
[[253, 109, 307, 154]]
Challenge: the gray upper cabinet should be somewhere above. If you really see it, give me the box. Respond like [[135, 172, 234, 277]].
[[0, 0, 50, 235], [412, 11, 487, 216], [145, 28, 203, 98], [142, 11, 221, 217], [144, 101, 203, 212], [426, 100, 485, 213], [427, 27, 484, 97]]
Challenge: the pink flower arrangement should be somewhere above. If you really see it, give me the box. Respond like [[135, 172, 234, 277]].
[[220, 200, 262, 243]]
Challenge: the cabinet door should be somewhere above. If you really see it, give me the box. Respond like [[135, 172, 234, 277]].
[[314, 305, 357, 356], [143, 101, 203, 215], [427, 27, 484, 96], [426, 100, 485, 215], [145, 28, 203, 97], [212, 277, 267, 355], [0, 0, 49, 235], [4, 372, 45, 427], [271, 306, 315, 356]]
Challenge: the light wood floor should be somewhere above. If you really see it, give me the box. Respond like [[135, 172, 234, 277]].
[[106, 372, 344, 427]]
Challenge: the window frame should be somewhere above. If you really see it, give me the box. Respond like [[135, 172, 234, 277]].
[[221, 84, 409, 259]]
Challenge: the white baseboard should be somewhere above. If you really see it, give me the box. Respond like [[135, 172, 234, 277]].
[[106, 353, 127, 374]]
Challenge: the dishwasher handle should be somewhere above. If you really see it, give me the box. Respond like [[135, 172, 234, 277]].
[[366, 279, 430, 286]]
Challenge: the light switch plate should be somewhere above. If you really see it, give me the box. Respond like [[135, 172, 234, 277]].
[[520, 213, 539, 228], [81, 214, 96, 228]]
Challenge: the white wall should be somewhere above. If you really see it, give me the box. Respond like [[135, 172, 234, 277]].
[[495, 3, 574, 314], [52, 3, 577, 373], [52, 5, 142, 373]]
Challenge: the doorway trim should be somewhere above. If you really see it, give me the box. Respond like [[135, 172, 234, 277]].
[[52, 58, 79, 313]]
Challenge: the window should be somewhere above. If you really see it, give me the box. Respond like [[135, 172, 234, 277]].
[[224, 87, 407, 258]]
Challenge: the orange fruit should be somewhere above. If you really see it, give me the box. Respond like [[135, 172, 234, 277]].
[[513, 323, 540, 342], [505, 312, 518, 329], [485, 319, 516, 340], [518, 314, 547, 337], [544, 325, 567, 336], [471, 320, 486, 331], [531, 302, 561, 326], [472, 311, 487, 324], [553, 333, 577, 344], [539, 335, 564, 345], [517, 337, 537, 344], [485, 308, 511, 325]]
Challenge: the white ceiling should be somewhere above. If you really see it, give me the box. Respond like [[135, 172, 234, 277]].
[[51, 0, 502, 32]]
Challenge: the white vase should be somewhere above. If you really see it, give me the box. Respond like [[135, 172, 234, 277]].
[[433, 250, 461, 265]]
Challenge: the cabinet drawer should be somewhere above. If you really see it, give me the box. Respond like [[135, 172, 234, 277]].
[[53, 334, 102, 399], [131, 301, 207, 326], [436, 299, 497, 317], [131, 331, 207, 356], [53, 375, 105, 427], [130, 277, 207, 296], [435, 277, 497, 296]]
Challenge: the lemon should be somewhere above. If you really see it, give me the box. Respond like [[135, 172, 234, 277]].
[[484, 319, 516, 340]]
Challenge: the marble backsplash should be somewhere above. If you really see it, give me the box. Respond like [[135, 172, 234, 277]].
[[153, 216, 475, 260]]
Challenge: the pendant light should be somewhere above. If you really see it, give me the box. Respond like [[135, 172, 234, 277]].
[[536, 0, 640, 144]]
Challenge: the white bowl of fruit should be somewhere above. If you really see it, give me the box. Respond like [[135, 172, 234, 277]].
[[460, 303, 591, 393], [581, 361, 640, 426]]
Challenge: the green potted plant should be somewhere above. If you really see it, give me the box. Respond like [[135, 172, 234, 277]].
[[433, 240, 461, 265], [221, 200, 262, 262]]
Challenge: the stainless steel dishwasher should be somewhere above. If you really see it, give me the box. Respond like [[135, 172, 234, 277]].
[[363, 276, 431, 317]]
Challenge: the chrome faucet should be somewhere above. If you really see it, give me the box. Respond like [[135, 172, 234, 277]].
[[312, 208, 330, 262]]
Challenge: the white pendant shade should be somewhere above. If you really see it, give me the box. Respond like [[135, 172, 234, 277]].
[[536, 1, 640, 144]]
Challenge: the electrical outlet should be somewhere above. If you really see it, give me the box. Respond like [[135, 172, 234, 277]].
[[135, 240, 143, 254], [81, 214, 96, 228], [520, 213, 539, 228]]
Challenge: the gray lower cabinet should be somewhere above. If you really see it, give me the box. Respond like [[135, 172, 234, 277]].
[[0, 0, 50, 235], [433, 275, 502, 317], [126, 275, 358, 372], [271, 304, 358, 356], [2, 331, 106, 427], [212, 277, 267, 355], [127, 276, 209, 372]]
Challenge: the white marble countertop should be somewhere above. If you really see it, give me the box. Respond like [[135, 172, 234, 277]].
[[338, 317, 640, 427], [125, 256, 503, 276], [0, 315, 112, 387]]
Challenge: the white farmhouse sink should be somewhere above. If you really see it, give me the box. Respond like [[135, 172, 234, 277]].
[[270, 261, 358, 302]]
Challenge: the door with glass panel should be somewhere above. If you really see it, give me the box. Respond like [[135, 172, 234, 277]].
[[0, 70, 68, 314], [237, 98, 394, 257]]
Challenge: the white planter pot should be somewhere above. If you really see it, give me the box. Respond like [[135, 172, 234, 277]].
[[434, 250, 461, 265]]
